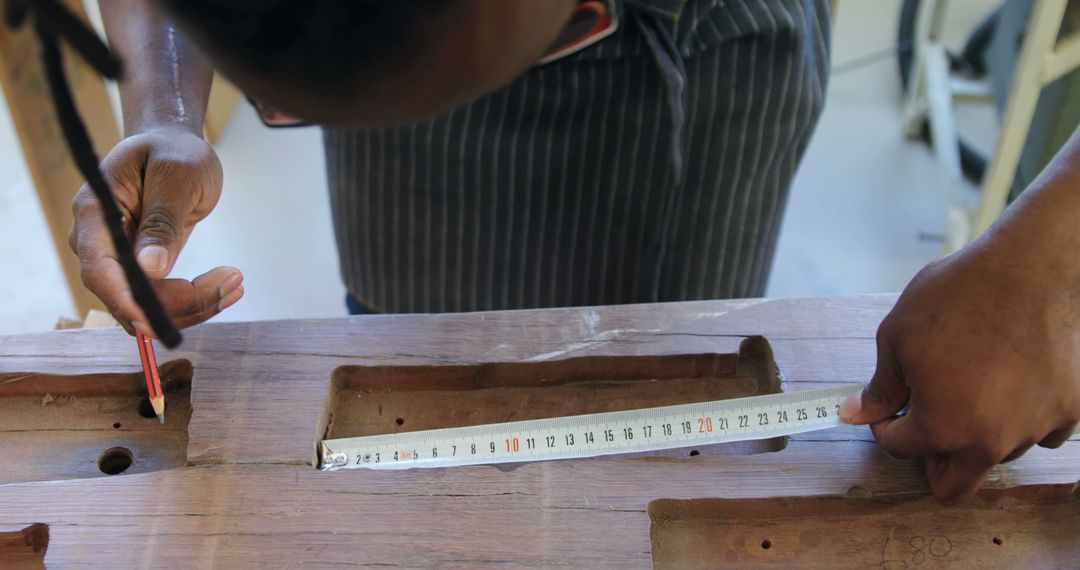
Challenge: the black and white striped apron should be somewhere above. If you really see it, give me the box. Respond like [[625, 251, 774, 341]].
[[324, 0, 831, 313]]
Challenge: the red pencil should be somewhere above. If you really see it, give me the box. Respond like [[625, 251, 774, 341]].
[[136, 330, 165, 423]]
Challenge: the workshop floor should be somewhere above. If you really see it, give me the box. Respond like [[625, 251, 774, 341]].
[[0, 0, 999, 335]]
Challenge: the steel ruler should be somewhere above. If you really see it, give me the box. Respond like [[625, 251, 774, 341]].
[[319, 384, 860, 471]]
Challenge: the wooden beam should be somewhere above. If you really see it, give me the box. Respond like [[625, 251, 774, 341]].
[[1042, 29, 1080, 86], [974, 0, 1068, 235], [650, 485, 1080, 568], [0, 296, 1077, 567], [204, 75, 241, 144], [0, 0, 119, 317]]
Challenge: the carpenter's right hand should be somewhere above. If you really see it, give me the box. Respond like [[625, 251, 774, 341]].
[[69, 128, 243, 337]]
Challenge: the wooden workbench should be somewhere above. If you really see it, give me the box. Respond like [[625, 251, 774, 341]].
[[0, 295, 1076, 568]]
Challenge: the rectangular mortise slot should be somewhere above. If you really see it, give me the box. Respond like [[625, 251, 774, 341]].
[[0, 360, 193, 484], [648, 484, 1080, 569], [316, 336, 786, 463]]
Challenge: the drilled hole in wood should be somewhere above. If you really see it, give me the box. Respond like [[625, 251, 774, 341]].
[[761, 539, 772, 550], [0, 359, 193, 485], [993, 537, 1003, 546], [688, 450, 700, 457], [846, 485, 872, 499], [395, 418, 405, 426], [98, 447, 133, 475], [137, 398, 157, 419]]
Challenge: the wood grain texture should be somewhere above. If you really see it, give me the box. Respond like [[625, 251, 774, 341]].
[[0, 361, 192, 484], [649, 485, 1080, 569], [0, 295, 1077, 568]]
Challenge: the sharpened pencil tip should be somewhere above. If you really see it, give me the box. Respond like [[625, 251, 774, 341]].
[[158, 413, 165, 424]]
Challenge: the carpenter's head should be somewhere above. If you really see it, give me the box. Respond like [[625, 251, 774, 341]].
[[159, 0, 577, 127]]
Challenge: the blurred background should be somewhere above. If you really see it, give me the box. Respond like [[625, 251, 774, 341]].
[[2, 0, 1077, 335]]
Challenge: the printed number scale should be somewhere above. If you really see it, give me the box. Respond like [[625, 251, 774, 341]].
[[319, 384, 861, 470]]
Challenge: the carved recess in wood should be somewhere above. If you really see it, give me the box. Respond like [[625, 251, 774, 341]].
[[0, 524, 48, 570], [648, 483, 1080, 569], [316, 336, 785, 464], [0, 360, 193, 484]]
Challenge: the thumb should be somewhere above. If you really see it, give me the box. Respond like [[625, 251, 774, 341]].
[[840, 341, 911, 425], [133, 200, 187, 280]]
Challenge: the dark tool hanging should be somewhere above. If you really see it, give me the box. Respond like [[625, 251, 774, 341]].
[[4, 0, 181, 347]]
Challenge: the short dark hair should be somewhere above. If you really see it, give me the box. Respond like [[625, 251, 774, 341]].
[[157, 0, 450, 89]]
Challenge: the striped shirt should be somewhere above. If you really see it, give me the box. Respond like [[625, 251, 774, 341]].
[[324, 0, 831, 313]]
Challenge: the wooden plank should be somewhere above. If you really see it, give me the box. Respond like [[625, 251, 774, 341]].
[[0, 524, 48, 570], [0, 296, 1076, 567], [974, 0, 1068, 235], [0, 0, 119, 316], [204, 74, 241, 144], [649, 485, 1080, 568], [0, 360, 192, 484]]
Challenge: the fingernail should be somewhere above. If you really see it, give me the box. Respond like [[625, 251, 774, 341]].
[[219, 285, 244, 311], [220, 272, 243, 295], [137, 246, 169, 273], [839, 393, 862, 423]]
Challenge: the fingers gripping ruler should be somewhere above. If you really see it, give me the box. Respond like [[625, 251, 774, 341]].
[[319, 385, 860, 471]]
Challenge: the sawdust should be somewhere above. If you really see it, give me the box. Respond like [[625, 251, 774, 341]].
[[39, 393, 77, 408]]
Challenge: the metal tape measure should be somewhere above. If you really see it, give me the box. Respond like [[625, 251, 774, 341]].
[[319, 385, 860, 471]]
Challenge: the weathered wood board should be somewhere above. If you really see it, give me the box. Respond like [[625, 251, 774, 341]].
[[0, 295, 1076, 568], [649, 485, 1080, 568], [0, 0, 118, 317], [0, 360, 192, 484]]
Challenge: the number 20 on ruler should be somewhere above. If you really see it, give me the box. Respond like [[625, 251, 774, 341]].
[[366, 406, 839, 462]]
